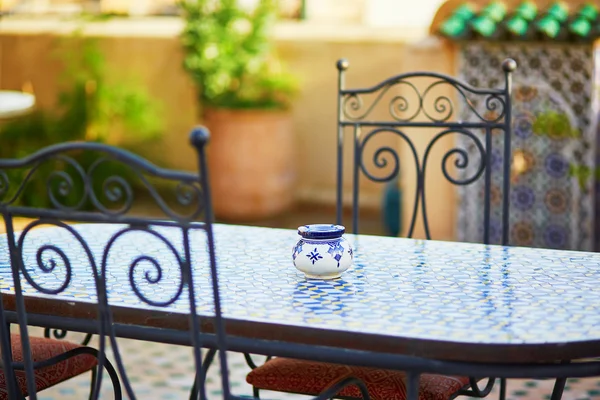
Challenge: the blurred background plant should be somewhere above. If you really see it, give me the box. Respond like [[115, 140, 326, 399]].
[[532, 110, 581, 139], [179, 0, 299, 111], [532, 110, 596, 192], [0, 31, 164, 208]]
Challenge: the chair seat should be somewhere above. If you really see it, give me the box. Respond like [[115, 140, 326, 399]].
[[246, 358, 471, 400], [0, 334, 98, 399]]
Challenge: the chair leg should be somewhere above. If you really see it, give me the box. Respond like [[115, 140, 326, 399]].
[[550, 378, 567, 400], [5, 325, 26, 399], [189, 348, 217, 400], [88, 368, 98, 400], [499, 378, 506, 400], [102, 357, 123, 400], [88, 363, 122, 400]]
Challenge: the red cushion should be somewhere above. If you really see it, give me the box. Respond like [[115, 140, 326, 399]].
[[246, 358, 470, 400], [0, 334, 98, 399]]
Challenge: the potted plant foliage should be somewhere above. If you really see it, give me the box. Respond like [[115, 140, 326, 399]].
[[0, 34, 163, 209], [180, 0, 298, 221]]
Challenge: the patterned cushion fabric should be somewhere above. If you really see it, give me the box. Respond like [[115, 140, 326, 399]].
[[246, 358, 471, 400], [0, 334, 98, 399]]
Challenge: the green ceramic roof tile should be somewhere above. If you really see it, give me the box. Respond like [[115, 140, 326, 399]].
[[546, 2, 570, 21], [569, 4, 599, 37], [536, 14, 562, 38], [578, 3, 598, 19], [454, 3, 477, 19], [439, 3, 476, 37], [469, 1, 507, 36], [514, 1, 538, 20], [481, 1, 508, 21], [437, 1, 600, 42], [569, 17, 592, 36], [505, 2, 538, 36], [506, 16, 529, 35], [471, 15, 498, 36], [440, 15, 469, 36]]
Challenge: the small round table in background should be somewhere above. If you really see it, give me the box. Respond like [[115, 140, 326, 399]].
[[0, 90, 35, 119]]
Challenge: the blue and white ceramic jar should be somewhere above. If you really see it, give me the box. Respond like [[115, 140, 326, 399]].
[[292, 224, 353, 280]]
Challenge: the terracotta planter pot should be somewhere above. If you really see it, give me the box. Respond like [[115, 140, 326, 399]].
[[203, 108, 296, 221]]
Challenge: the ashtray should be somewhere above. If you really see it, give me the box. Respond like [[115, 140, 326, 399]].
[[292, 224, 353, 280]]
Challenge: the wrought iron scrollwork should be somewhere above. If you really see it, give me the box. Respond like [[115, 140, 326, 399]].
[[47, 155, 88, 212], [337, 58, 515, 240], [91, 225, 191, 400], [457, 377, 497, 398], [0, 128, 216, 400], [43, 328, 93, 346], [102, 227, 186, 308], [87, 157, 134, 216], [341, 73, 507, 124], [356, 127, 485, 239], [16, 220, 99, 295], [12, 219, 123, 400], [0, 142, 204, 222], [422, 128, 486, 186], [358, 127, 417, 183], [10, 219, 198, 400]]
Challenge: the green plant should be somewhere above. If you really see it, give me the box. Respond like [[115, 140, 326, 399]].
[[532, 110, 581, 139], [54, 32, 163, 144], [569, 164, 592, 192], [0, 33, 164, 208], [179, 0, 298, 110], [532, 110, 597, 192]]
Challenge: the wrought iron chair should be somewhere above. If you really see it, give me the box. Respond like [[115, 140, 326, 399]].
[[246, 59, 517, 400], [0, 128, 379, 400], [0, 129, 217, 399], [0, 161, 122, 397]]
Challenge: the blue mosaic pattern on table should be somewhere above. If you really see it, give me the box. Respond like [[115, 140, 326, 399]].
[[1, 223, 600, 346]]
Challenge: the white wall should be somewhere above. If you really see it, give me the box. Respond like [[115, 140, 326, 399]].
[[363, 0, 446, 28]]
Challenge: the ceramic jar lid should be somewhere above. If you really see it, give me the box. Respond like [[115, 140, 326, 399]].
[[297, 224, 345, 240]]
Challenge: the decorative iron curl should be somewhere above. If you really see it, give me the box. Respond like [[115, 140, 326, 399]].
[[0, 162, 49, 207], [87, 157, 134, 216], [136, 173, 203, 221], [458, 377, 497, 398], [46, 155, 88, 212], [342, 93, 364, 119], [423, 128, 486, 186], [45, 328, 68, 340], [175, 181, 203, 212], [0, 142, 204, 223], [370, 146, 399, 183], [341, 76, 506, 124], [420, 80, 455, 122], [484, 94, 506, 120], [16, 220, 99, 296], [358, 128, 419, 183], [43, 328, 93, 346], [101, 227, 185, 308], [387, 81, 421, 122], [343, 80, 421, 122], [421, 80, 506, 123], [87, 156, 203, 221], [389, 95, 409, 116]]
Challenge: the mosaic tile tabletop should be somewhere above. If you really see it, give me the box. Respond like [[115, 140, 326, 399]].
[[1, 223, 600, 349]]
